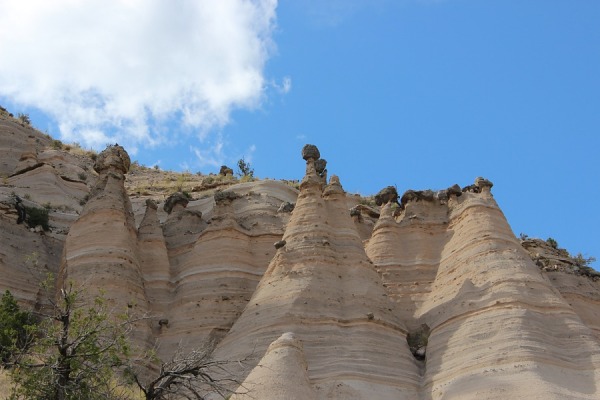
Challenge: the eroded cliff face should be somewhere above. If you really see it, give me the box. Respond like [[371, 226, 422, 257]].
[[1, 115, 600, 399], [365, 183, 600, 399]]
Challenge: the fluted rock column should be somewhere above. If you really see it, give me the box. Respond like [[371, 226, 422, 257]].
[[59, 145, 152, 351], [418, 179, 600, 400], [161, 188, 277, 359], [366, 187, 451, 330], [138, 199, 172, 324], [212, 145, 420, 400]]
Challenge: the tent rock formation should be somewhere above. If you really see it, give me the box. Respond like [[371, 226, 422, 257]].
[[0, 117, 599, 400]]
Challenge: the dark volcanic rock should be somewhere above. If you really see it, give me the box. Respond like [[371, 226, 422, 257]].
[[315, 159, 327, 176], [219, 165, 234, 176], [164, 192, 190, 214], [301, 144, 320, 161], [375, 186, 399, 206]]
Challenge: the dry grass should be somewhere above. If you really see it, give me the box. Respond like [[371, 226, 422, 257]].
[[0, 368, 13, 399]]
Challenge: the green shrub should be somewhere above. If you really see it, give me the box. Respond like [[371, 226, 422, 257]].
[[51, 139, 63, 150], [17, 113, 30, 126], [546, 237, 558, 249], [0, 290, 35, 366], [237, 158, 254, 177], [24, 206, 50, 231], [574, 253, 596, 268]]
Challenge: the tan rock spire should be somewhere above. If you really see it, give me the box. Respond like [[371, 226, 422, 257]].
[[420, 185, 600, 399], [366, 187, 448, 329], [138, 199, 172, 325], [230, 332, 317, 400], [157, 187, 285, 359], [59, 144, 153, 350], [212, 145, 420, 399], [368, 178, 600, 399]]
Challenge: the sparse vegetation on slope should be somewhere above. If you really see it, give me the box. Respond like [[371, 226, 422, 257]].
[[520, 236, 598, 279]]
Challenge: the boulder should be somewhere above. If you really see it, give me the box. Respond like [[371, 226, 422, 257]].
[[420, 189, 435, 202], [219, 165, 234, 176], [301, 144, 320, 161], [400, 189, 419, 206], [446, 184, 462, 197], [375, 186, 399, 206], [163, 192, 189, 214], [314, 158, 327, 176], [278, 202, 295, 213], [214, 190, 240, 204], [475, 176, 494, 191], [145, 198, 158, 210], [93, 144, 130, 174]]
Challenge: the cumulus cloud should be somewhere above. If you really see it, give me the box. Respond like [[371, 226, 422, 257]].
[[0, 0, 278, 149]]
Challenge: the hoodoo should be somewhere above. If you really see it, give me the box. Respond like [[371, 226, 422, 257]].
[[212, 145, 420, 399], [59, 144, 154, 350], [0, 113, 599, 400]]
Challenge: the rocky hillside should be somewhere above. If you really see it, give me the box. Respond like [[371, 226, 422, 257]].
[[1, 111, 599, 399]]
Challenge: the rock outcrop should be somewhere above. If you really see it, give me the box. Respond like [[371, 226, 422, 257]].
[[59, 144, 154, 351], [211, 147, 421, 399], [367, 178, 600, 399], [1, 115, 599, 400], [230, 332, 317, 400]]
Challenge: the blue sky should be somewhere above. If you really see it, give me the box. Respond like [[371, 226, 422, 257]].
[[0, 1, 598, 264]]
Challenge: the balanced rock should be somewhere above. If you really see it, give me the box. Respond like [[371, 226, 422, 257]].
[[93, 144, 130, 174], [163, 192, 189, 214], [301, 144, 320, 161], [375, 186, 398, 206], [475, 176, 494, 191], [314, 158, 327, 176]]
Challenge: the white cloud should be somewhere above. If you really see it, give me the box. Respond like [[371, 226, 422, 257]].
[[271, 76, 292, 94], [190, 134, 226, 168], [0, 0, 278, 149], [244, 144, 257, 163], [281, 77, 292, 94]]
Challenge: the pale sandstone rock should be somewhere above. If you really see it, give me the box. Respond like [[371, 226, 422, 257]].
[[59, 145, 154, 352], [211, 148, 420, 400], [0, 125, 599, 400], [230, 332, 317, 400], [155, 181, 296, 359], [138, 199, 172, 329], [368, 185, 600, 400], [12, 135, 40, 175]]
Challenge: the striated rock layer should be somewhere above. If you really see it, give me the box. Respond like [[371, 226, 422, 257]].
[[213, 149, 421, 399], [366, 181, 600, 399], [1, 124, 599, 400], [58, 145, 154, 351], [230, 332, 317, 400]]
